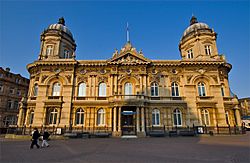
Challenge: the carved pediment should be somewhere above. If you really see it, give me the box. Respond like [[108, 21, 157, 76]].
[[108, 42, 151, 65], [109, 53, 150, 65]]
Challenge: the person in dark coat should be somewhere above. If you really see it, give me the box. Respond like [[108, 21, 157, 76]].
[[41, 130, 50, 147], [30, 128, 40, 149]]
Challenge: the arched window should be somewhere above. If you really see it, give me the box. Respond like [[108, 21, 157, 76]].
[[64, 49, 70, 58], [125, 83, 132, 98], [198, 82, 206, 96], [97, 109, 105, 126], [46, 45, 53, 56], [76, 108, 84, 125], [52, 82, 61, 96], [173, 109, 182, 126], [33, 84, 38, 96], [98, 83, 106, 97], [152, 109, 160, 126], [171, 82, 179, 97], [225, 111, 230, 125], [201, 109, 210, 125], [151, 82, 159, 96], [78, 83, 86, 97], [29, 110, 34, 125], [49, 108, 58, 125]]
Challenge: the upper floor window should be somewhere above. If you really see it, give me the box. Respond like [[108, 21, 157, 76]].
[[221, 87, 225, 97], [151, 82, 159, 97], [201, 109, 210, 126], [9, 88, 14, 94], [64, 50, 70, 58], [204, 45, 211, 55], [14, 101, 19, 110], [97, 109, 105, 126], [17, 89, 21, 96], [52, 82, 61, 96], [171, 82, 179, 97], [98, 83, 106, 97], [33, 84, 38, 96], [29, 110, 34, 125], [124, 83, 133, 98], [8, 100, 12, 109], [0, 84, 3, 92], [225, 111, 230, 125], [198, 82, 206, 96], [46, 45, 53, 56], [152, 109, 160, 126], [49, 108, 58, 125], [15, 78, 20, 83], [187, 49, 193, 59], [78, 83, 86, 97], [0, 73, 3, 78], [76, 108, 84, 125], [173, 109, 182, 126]]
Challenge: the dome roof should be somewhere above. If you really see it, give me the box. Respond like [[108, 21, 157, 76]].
[[182, 16, 211, 39], [47, 17, 73, 38]]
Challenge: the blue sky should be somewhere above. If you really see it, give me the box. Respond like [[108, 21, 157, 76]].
[[0, 0, 249, 98]]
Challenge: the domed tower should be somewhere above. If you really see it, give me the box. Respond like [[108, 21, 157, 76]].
[[38, 17, 76, 60], [179, 16, 218, 60]]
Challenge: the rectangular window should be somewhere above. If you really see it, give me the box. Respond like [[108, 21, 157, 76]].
[[9, 88, 14, 94], [0, 84, 3, 92], [221, 87, 225, 97], [15, 78, 19, 83], [0, 73, 3, 78], [205, 45, 211, 55], [64, 50, 70, 58], [17, 89, 21, 96], [14, 101, 19, 110], [46, 45, 53, 56], [187, 49, 193, 59], [8, 100, 12, 109]]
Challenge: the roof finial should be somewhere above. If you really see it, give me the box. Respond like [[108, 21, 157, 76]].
[[190, 15, 198, 25], [58, 17, 65, 26], [126, 22, 130, 43]]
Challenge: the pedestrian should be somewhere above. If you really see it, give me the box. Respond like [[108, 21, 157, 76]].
[[30, 128, 40, 149], [41, 130, 50, 148]]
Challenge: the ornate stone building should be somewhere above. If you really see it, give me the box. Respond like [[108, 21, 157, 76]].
[[0, 67, 29, 128], [17, 16, 241, 136], [239, 97, 250, 117]]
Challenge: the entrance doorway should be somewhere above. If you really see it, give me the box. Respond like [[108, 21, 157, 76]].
[[121, 107, 136, 135]]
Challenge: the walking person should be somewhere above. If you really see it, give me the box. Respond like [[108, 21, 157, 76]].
[[30, 128, 40, 149], [41, 130, 50, 148]]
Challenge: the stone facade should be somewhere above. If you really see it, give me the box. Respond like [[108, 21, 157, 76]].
[[17, 17, 241, 136], [0, 67, 29, 128], [239, 97, 250, 117]]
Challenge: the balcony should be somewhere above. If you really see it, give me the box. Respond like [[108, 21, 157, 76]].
[[44, 96, 63, 106], [196, 96, 216, 107], [223, 96, 238, 106]]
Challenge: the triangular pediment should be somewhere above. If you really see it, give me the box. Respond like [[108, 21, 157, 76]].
[[108, 52, 151, 65], [107, 41, 151, 65]]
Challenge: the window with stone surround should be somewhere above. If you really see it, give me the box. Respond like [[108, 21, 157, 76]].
[[201, 109, 210, 126], [151, 82, 159, 96], [171, 82, 179, 97], [205, 45, 212, 55], [97, 108, 105, 126], [173, 109, 182, 126], [49, 108, 58, 125], [152, 109, 160, 126], [75, 108, 84, 125], [98, 83, 106, 97], [187, 49, 193, 59], [52, 82, 61, 96], [78, 83, 86, 97], [198, 82, 206, 96]]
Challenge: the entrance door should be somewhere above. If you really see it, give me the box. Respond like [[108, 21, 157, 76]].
[[121, 107, 136, 135]]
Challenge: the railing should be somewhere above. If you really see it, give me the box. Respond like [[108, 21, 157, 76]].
[[47, 96, 62, 100], [196, 96, 214, 100]]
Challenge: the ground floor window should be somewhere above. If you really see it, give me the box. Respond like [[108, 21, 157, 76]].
[[173, 109, 182, 126], [76, 108, 84, 125], [49, 108, 58, 125], [152, 109, 160, 126], [29, 110, 34, 125], [97, 108, 105, 126], [201, 109, 210, 126], [3, 115, 17, 127]]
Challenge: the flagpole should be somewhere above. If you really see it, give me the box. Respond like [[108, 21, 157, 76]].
[[126, 22, 130, 42]]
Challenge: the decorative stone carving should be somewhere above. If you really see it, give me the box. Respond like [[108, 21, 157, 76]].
[[41, 75, 48, 83], [35, 76, 40, 81], [170, 76, 180, 82], [211, 75, 218, 83], [98, 76, 108, 83], [65, 75, 72, 83], [187, 75, 193, 83], [77, 76, 88, 83]]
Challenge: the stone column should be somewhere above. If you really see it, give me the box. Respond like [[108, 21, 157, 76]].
[[110, 75, 113, 96], [118, 107, 121, 132], [113, 107, 117, 132], [114, 75, 118, 94], [17, 108, 25, 126], [212, 109, 217, 126], [197, 108, 202, 125], [24, 109, 29, 125], [141, 107, 145, 132], [43, 107, 47, 125], [234, 108, 242, 126], [143, 75, 147, 95], [136, 107, 140, 132]]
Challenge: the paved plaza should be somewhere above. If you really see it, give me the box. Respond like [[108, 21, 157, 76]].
[[1, 133, 250, 163]]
